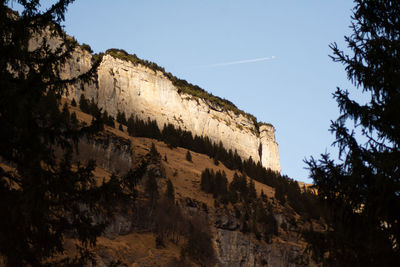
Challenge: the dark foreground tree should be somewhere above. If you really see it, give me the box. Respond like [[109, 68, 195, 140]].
[[0, 1, 138, 266], [305, 1, 400, 266]]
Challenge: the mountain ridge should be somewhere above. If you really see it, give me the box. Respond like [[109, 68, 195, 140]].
[[59, 43, 281, 172]]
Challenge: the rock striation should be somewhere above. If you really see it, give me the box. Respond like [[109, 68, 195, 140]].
[[64, 48, 281, 172]]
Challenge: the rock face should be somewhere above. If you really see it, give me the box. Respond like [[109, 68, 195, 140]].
[[212, 210, 316, 267], [65, 50, 281, 172], [76, 132, 133, 175], [216, 229, 314, 267]]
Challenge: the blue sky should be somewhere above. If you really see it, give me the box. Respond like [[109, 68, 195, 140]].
[[13, 1, 360, 183]]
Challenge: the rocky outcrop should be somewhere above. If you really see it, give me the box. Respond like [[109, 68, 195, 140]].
[[75, 132, 133, 175], [216, 229, 314, 267], [63, 48, 281, 172]]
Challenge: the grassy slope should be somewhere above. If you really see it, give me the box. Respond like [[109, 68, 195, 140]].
[[0, 99, 315, 266], [6, 99, 311, 266]]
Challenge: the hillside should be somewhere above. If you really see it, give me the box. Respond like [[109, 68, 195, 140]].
[[44, 98, 324, 267], [0, 71, 323, 267]]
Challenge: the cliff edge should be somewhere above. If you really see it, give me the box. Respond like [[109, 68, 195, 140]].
[[63, 47, 281, 172]]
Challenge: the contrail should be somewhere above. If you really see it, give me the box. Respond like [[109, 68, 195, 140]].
[[204, 56, 276, 67]]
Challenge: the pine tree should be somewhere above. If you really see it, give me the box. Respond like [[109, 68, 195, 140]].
[[305, 1, 400, 266], [146, 172, 159, 205], [150, 142, 160, 159], [214, 171, 228, 198], [186, 150, 192, 162], [184, 219, 215, 265], [0, 2, 136, 265], [116, 110, 127, 125], [165, 179, 175, 202], [248, 179, 257, 200], [200, 168, 213, 193], [263, 213, 278, 242], [71, 112, 78, 127], [79, 94, 90, 113], [88, 97, 101, 117], [127, 114, 135, 136], [213, 157, 219, 166]]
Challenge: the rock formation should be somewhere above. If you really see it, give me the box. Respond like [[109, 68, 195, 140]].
[[216, 229, 315, 267], [62, 46, 281, 173]]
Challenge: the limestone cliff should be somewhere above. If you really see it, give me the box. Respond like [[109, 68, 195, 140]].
[[64, 47, 281, 172]]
